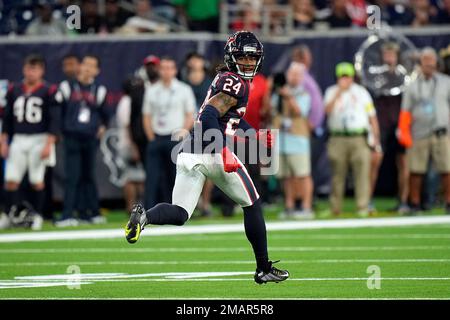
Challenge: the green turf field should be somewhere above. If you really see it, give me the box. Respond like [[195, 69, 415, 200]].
[[1, 220, 450, 299]]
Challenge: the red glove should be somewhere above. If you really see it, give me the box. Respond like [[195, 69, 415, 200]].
[[256, 129, 273, 149], [221, 146, 241, 173]]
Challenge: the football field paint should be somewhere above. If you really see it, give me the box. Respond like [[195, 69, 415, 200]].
[[1, 223, 450, 299]]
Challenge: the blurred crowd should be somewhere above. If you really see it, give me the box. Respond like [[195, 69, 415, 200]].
[[1, 37, 450, 231], [0, 0, 449, 36]]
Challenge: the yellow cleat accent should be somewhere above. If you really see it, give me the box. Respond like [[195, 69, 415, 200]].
[[125, 222, 141, 244]]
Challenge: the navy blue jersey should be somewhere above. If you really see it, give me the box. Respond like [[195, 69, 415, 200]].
[[2, 82, 60, 136], [57, 79, 109, 138], [182, 70, 250, 153]]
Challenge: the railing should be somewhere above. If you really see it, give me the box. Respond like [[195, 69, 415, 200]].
[[219, 3, 294, 36]]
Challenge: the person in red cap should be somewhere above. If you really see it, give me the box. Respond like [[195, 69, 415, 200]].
[[136, 55, 160, 87]]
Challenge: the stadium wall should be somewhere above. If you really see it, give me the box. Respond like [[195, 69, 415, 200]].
[[0, 29, 449, 201]]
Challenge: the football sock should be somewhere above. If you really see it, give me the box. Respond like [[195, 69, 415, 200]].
[[243, 198, 271, 272], [4, 190, 19, 213], [145, 203, 188, 226], [31, 189, 45, 215]]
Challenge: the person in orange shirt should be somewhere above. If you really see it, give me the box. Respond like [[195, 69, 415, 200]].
[[243, 73, 271, 200]]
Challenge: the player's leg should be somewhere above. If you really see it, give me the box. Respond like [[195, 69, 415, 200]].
[[82, 139, 102, 222], [125, 153, 206, 243], [60, 136, 82, 223], [4, 136, 28, 214], [211, 155, 289, 283], [28, 136, 47, 215], [28, 135, 52, 230]]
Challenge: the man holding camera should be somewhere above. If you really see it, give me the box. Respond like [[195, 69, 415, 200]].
[[272, 62, 314, 219], [397, 47, 450, 215]]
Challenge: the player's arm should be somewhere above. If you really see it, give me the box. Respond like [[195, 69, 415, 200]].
[[201, 92, 241, 172], [206, 92, 237, 117], [97, 86, 109, 139], [41, 85, 60, 159], [1, 84, 15, 158]]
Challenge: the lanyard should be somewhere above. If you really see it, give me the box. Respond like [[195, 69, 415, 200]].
[[418, 75, 436, 103], [73, 82, 97, 107]]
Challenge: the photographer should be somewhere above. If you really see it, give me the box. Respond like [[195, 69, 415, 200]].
[[397, 47, 450, 215], [271, 62, 314, 219]]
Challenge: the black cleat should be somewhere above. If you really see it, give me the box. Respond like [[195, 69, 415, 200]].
[[125, 203, 145, 244], [254, 260, 290, 284]]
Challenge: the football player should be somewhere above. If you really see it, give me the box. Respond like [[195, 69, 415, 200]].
[[0, 54, 60, 230], [125, 31, 289, 284]]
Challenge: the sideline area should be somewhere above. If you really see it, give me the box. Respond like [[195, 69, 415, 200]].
[[1, 215, 450, 243]]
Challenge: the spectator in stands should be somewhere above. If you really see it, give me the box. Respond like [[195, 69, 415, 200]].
[[152, 0, 178, 22], [142, 56, 195, 208], [25, 3, 68, 36], [79, 0, 103, 34], [411, 0, 437, 27], [230, 0, 261, 33], [346, 0, 367, 27], [118, 0, 170, 33], [436, 0, 450, 23], [292, 0, 316, 30], [325, 62, 380, 216], [411, 0, 439, 26], [102, 0, 133, 33], [373, 0, 414, 26], [397, 47, 450, 215], [56, 55, 110, 227], [323, 0, 353, 28], [272, 62, 314, 219], [172, 0, 221, 32]]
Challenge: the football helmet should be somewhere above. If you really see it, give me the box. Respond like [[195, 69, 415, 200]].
[[224, 31, 264, 80]]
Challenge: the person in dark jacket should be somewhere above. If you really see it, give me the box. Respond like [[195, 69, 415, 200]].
[[55, 55, 109, 227]]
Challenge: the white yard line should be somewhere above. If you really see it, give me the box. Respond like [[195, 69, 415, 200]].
[[1, 259, 450, 267], [1, 297, 449, 300], [1, 245, 449, 254], [1, 216, 450, 243]]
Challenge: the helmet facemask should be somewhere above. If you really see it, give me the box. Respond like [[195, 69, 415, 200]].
[[231, 53, 263, 80]]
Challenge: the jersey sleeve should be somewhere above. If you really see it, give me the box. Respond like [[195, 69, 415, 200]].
[[1, 84, 15, 135], [214, 73, 246, 100], [47, 84, 62, 136], [97, 85, 110, 127]]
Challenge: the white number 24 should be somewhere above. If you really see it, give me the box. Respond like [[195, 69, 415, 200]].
[[222, 78, 242, 95]]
